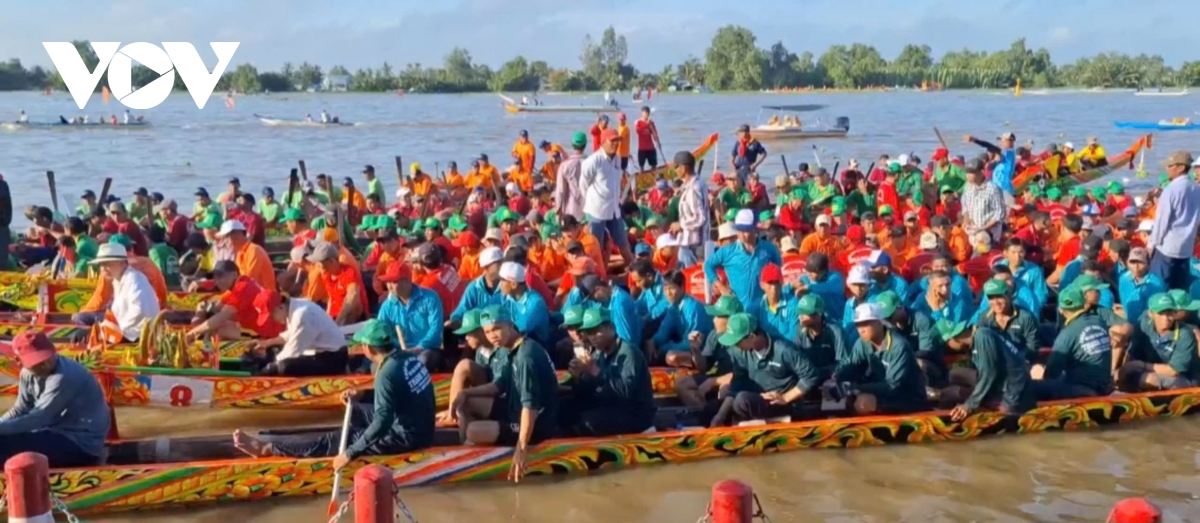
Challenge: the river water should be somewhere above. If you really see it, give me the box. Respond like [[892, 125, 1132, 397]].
[[2, 91, 1200, 521]]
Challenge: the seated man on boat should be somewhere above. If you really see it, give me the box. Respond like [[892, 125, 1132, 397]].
[[307, 241, 367, 325], [245, 289, 349, 376], [935, 320, 1036, 420], [1114, 293, 1200, 391], [233, 319, 435, 470], [375, 261, 444, 372], [561, 307, 656, 437], [1078, 137, 1108, 169], [438, 310, 506, 425], [450, 306, 559, 479], [186, 260, 284, 343], [834, 303, 928, 415], [709, 313, 820, 426], [0, 332, 110, 467], [1032, 288, 1115, 400], [88, 243, 161, 344]]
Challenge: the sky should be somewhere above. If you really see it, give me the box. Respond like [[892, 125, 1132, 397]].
[[4, 0, 1197, 73]]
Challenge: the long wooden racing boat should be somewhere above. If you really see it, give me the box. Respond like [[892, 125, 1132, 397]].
[[1012, 133, 1152, 192], [0, 272, 209, 312], [632, 132, 719, 192], [9, 386, 1200, 517]]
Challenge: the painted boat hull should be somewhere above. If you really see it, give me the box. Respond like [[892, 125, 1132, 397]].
[[0, 272, 209, 312], [1013, 134, 1151, 192], [14, 387, 1200, 516], [1133, 91, 1189, 97], [1114, 121, 1200, 131], [0, 121, 151, 130], [254, 114, 354, 127], [632, 133, 719, 192]]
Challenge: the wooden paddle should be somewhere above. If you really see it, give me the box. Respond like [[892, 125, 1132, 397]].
[[934, 127, 950, 152], [286, 168, 299, 208], [46, 171, 59, 214], [298, 160, 308, 182], [97, 177, 113, 208], [326, 400, 354, 517], [394, 156, 404, 188], [780, 155, 790, 177]]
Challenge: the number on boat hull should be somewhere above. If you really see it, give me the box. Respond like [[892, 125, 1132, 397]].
[[148, 376, 215, 407]]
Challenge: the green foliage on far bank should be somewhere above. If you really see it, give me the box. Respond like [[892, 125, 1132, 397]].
[[5, 29, 1200, 94]]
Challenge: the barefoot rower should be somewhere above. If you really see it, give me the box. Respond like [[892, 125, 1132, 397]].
[[937, 320, 1035, 421], [0, 332, 110, 467], [1115, 293, 1200, 391], [711, 313, 820, 426], [564, 307, 656, 436], [233, 319, 434, 471], [1034, 288, 1114, 400], [836, 303, 928, 415], [91, 243, 161, 344], [438, 310, 507, 425], [452, 306, 559, 482], [244, 290, 349, 376]]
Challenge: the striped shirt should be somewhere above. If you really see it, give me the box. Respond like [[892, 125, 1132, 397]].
[[677, 175, 708, 247], [962, 181, 1006, 231]]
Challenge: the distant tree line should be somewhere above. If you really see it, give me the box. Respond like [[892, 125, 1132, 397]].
[[4, 27, 1200, 93]]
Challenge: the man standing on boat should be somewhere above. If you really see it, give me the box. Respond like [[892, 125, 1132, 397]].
[[554, 132, 588, 222], [960, 160, 1006, 243], [581, 127, 635, 266], [705, 209, 781, 306], [0, 332, 110, 467], [730, 124, 767, 185], [1148, 151, 1200, 290], [635, 106, 662, 171]]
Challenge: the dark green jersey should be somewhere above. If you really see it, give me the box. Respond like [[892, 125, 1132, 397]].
[[577, 341, 656, 427], [500, 337, 560, 440], [792, 320, 847, 379], [1133, 320, 1200, 382], [909, 310, 945, 362], [836, 328, 925, 402], [963, 327, 1035, 413], [700, 329, 734, 376], [978, 306, 1041, 363], [1045, 314, 1113, 394], [476, 346, 511, 384], [729, 336, 820, 395], [345, 351, 435, 458]]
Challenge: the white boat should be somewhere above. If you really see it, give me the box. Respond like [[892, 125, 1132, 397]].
[[0, 120, 151, 130], [746, 105, 850, 140], [497, 93, 619, 114], [1134, 89, 1189, 97], [253, 114, 355, 126]]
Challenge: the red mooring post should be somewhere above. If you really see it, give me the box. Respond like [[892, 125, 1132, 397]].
[[711, 479, 753, 523], [5, 452, 52, 523], [354, 464, 395, 523]]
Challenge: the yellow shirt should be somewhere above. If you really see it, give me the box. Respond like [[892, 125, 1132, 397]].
[[617, 123, 631, 157], [1079, 145, 1107, 163]]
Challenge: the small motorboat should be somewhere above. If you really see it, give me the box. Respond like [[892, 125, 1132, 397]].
[[744, 104, 849, 140], [253, 114, 354, 127], [1113, 118, 1200, 131]]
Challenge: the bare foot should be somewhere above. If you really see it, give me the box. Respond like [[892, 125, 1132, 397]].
[[232, 430, 275, 458]]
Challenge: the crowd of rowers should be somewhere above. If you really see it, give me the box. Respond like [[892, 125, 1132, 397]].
[[5, 120, 1200, 479]]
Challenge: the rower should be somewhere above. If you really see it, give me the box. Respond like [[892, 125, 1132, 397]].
[[307, 241, 367, 325], [304, 113, 313, 123], [1115, 293, 1200, 391], [864, 250, 907, 298], [907, 270, 969, 384], [0, 332, 109, 467], [936, 320, 1036, 420], [375, 262, 444, 372], [793, 294, 845, 381], [186, 260, 283, 342], [673, 295, 740, 409], [835, 303, 928, 415], [749, 263, 798, 341], [564, 307, 656, 436], [451, 306, 559, 481], [233, 319, 434, 470], [975, 279, 1040, 362], [447, 246, 505, 329], [438, 310, 506, 424], [123, 109, 131, 124], [217, 219, 276, 291], [841, 265, 872, 347], [574, 274, 643, 349], [651, 269, 713, 365], [90, 243, 161, 343], [320, 109, 329, 123], [17, 110, 27, 123], [498, 261, 551, 347], [1033, 288, 1114, 400], [710, 313, 820, 426], [246, 289, 349, 376]]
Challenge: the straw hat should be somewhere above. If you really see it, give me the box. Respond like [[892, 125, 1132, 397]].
[[90, 243, 128, 264]]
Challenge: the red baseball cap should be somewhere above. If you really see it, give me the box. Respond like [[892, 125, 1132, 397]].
[[253, 289, 282, 327], [847, 225, 866, 243], [760, 263, 782, 285], [600, 129, 620, 142], [377, 262, 413, 283], [931, 148, 949, 161], [1, 332, 56, 368], [454, 231, 479, 248], [1107, 498, 1161, 523]]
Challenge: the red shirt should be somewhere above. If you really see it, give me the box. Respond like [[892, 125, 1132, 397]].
[[432, 236, 460, 267], [109, 220, 149, 256], [227, 208, 267, 246], [590, 125, 604, 152], [221, 276, 284, 338], [878, 181, 900, 211], [901, 251, 937, 282], [292, 229, 318, 248], [1055, 236, 1081, 268], [1012, 224, 1046, 266], [364, 242, 384, 269], [415, 265, 464, 316], [525, 266, 557, 312], [635, 120, 658, 151], [777, 204, 805, 232], [781, 255, 807, 282], [509, 195, 532, 216], [321, 263, 368, 320], [837, 245, 873, 276], [34, 224, 64, 247], [164, 214, 190, 252], [935, 202, 961, 224], [959, 251, 1004, 294]]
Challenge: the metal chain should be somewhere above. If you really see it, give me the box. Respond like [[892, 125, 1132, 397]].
[[752, 494, 773, 523], [326, 498, 352, 523], [52, 495, 82, 523], [696, 502, 712, 523], [0, 492, 7, 514], [393, 490, 419, 523]]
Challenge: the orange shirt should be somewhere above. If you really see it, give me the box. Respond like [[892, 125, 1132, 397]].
[[512, 140, 536, 173], [409, 174, 434, 197], [342, 188, 368, 212], [509, 168, 534, 193], [445, 170, 465, 189], [321, 262, 367, 320], [371, 249, 403, 298], [464, 169, 490, 191], [577, 232, 608, 279], [528, 245, 565, 283], [478, 164, 499, 187], [798, 233, 843, 260], [946, 227, 971, 263], [652, 249, 677, 274], [235, 241, 277, 292], [80, 257, 168, 312], [617, 123, 631, 158], [302, 262, 328, 303], [458, 248, 482, 282]]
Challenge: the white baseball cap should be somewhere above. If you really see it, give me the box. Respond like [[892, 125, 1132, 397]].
[[733, 208, 756, 232], [655, 233, 681, 249], [780, 236, 799, 253], [1063, 142, 1074, 149], [499, 261, 526, 282], [814, 214, 831, 227], [919, 231, 938, 250], [897, 154, 910, 166], [718, 222, 737, 240], [479, 247, 503, 267], [853, 303, 883, 323], [505, 182, 520, 194], [847, 265, 870, 285], [484, 227, 505, 242], [216, 219, 246, 238], [1137, 220, 1154, 233], [396, 187, 412, 198]]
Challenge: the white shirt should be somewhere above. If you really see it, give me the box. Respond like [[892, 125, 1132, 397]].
[[17, 113, 27, 123], [112, 267, 161, 341], [320, 111, 329, 123], [277, 298, 345, 362], [580, 150, 623, 220], [123, 111, 130, 124]]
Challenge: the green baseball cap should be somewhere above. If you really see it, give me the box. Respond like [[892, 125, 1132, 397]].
[[982, 279, 1010, 297], [1090, 186, 1107, 199], [886, 162, 903, 174], [758, 210, 773, 223], [448, 214, 469, 232], [571, 131, 587, 149], [723, 208, 738, 223], [497, 206, 519, 222], [374, 215, 397, 231], [310, 216, 327, 230], [705, 295, 744, 317], [453, 310, 484, 335], [1028, 186, 1044, 198], [561, 305, 586, 328], [796, 294, 825, 316], [1106, 181, 1125, 195], [1071, 274, 1109, 292], [478, 305, 510, 327], [424, 217, 442, 229], [356, 214, 378, 231], [645, 215, 665, 228], [717, 313, 758, 346], [283, 207, 306, 222], [108, 233, 133, 248], [540, 222, 562, 241], [935, 319, 969, 342], [352, 319, 392, 347], [579, 307, 611, 330], [873, 290, 901, 318], [1168, 289, 1200, 311], [831, 202, 846, 215], [940, 184, 955, 194], [1046, 187, 1062, 201], [1070, 186, 1088, 198], [1058, 287, 1086, 310], [196, 213, 222, 230], [1148, 293, 1177, 314], [878, 204, 894, 216]]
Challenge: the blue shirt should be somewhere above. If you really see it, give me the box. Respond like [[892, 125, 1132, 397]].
[[799, 271, 846, 323], [969, 286, 1041, 324], [0, 355, 110, 458], [705, 239, 783, 307], [608, 287, 643, 346], [1060, 259, 1084, 291], [450, 276, 504, 322], [992, 148, 1017, 195], [996, 259, 1049, 312], [1118, 272, 1165, 323], [504, 290, 551, 347], [910, 295, 970, 325], [731, 139, 767, 170], [904, 272, 973, 310], [868, 273, 909, 301], [655, 295, 714, 352], [377, 287, 444, 352], [635, 275, 671, 321], [1150, 175, 1200, 259], [750, 294, 801, 342]]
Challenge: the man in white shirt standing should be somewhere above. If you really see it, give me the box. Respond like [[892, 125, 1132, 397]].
[[580, 127, 634, 266], [91, 243, 160, 343], [1149, 150, 1200, 290], [248, 289, 349, 376], [671, 150, 708, 268]]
